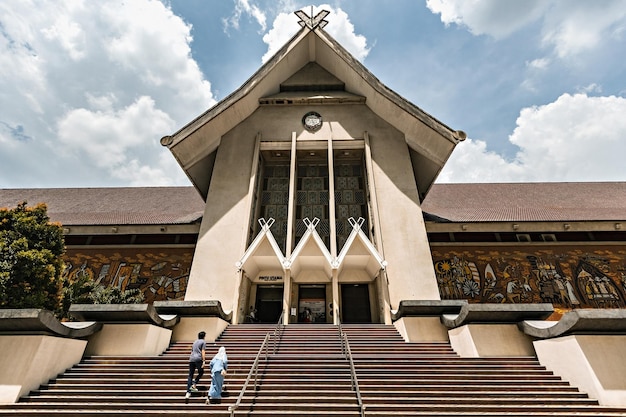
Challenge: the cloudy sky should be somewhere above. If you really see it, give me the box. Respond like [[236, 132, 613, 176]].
[[1, 0, 626, 189]]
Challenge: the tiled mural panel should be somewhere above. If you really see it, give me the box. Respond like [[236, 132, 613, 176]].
[[63, 247, 194, 303], [431, 245, 626, 309]]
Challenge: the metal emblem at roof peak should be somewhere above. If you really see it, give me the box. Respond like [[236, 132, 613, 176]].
[[295, 8, 329, 30]]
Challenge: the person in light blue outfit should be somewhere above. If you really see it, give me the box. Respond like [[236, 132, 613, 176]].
[[207, 346, 228, 403]]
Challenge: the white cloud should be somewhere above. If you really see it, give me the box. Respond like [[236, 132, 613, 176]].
[[578, 83, 603, 94], [0, 0, 215, 187], [521, 58, 551, 92], [57, 96, 174, 168], [526, 58, 549, 70], [262, 4, 369, 63], [40, 12, 87, 60], [261, 10, 299, 62], [426, 0, 548, 39], [541, 1, 626, 58], [437, 138, 526, 183], [438, 93, 626, 183], [427, 0, 626, 58], [223, 0, 268, 32]]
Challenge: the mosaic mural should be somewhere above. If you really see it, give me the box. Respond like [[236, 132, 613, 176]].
[[63, 248, 194, 303], [432, 245, 626, 309]]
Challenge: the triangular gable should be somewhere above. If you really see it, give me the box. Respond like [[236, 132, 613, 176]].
[[336, 217, 386, 276], [236, 218, 286, 278], [280, 61, 344, 91], [287, 218, 333, 278], [161, 16, 464, 201]]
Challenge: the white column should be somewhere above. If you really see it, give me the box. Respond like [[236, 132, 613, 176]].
[[327, 136, 337, 258], [233, 133, 262, 324], [286, 132, 297, 257], [332, 269, 339, 325], [283, 132, 297, 324], [365, 131, 391, 323]]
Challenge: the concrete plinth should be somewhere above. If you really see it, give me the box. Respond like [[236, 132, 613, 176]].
[[448, 324, 536, 357], [533, 335, 626, 406], [394, 317, 450, 342], [170, 317, 229, 342], [0, 335, 86, 403], [84, 323, 172, 356]]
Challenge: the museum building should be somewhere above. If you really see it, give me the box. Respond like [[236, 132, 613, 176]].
[[3, 10, 626, 325], [1, 10, 626, 411]]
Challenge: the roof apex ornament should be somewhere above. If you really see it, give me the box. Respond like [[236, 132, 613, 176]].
[[295, 7, 330, 30], [258, 217, 275, 230], [302, 217, 320, 229]]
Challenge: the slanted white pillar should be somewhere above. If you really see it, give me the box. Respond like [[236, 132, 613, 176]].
[[332, 269, 339, 325], [283, 269, 292, 325]]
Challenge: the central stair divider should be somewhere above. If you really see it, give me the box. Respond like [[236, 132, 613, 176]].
[[229, 311, 284, 416], [339, 319, 366, 417]]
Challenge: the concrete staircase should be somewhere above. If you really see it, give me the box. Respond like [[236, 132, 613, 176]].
[[2, 323, 626, 416]]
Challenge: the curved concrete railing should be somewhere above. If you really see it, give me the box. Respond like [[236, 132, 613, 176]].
[[520, 308, 626, 339], [441, 303, 554, 329], [68, 303, 179, 328], [153, 300, 232, 322], [0, 308, 102, 338], [391, 300, 467, 321]]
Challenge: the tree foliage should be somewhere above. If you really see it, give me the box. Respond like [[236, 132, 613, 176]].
[[0, 202, 65, 313], [1, 201, 145, 318]]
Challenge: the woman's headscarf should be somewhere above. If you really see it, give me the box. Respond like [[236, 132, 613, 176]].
[[213, 346, 227, 362]]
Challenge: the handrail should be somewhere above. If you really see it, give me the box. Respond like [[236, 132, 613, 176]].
[[229, 311, 284, 416], [272, 310, 285, 354], [338, 319, 365, 417], [338, 318, 345, 355], [228, 332, 269, 416]]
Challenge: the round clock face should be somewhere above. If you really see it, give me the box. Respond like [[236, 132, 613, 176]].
[[302, 112, 322, 132]]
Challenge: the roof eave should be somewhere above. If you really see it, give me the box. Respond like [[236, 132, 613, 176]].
[[312, 28, 466, 195], [160, 28, 312, 197], [161, 25, 466, 198]]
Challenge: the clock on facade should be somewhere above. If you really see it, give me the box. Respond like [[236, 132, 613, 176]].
[[302, 111, 323, 132]]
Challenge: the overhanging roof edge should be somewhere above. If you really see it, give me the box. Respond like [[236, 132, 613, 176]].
[[164, 27, 311, 149], [336, 222, 386, 270], [313, 27, 462, 146], [237, 223, 286, 274]]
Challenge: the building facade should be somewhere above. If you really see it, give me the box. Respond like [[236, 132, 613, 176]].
[[160, 16, 467, 325], [2, 12, 625, 326]]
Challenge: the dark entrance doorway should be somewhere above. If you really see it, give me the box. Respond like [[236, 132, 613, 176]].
[[298, 285, 326, 323], [341, 284, 371, 323], [255, 285, 283, 323]]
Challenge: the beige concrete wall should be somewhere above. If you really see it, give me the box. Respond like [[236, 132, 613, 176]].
[[184, 116, 257, 310], [369, 129, 440, 305], [394, 317, 450, 342], [170, 317, 229, 342], [84, 324, 172, 356], [534, 335, 626, 406], [0, 335, 86, 403], [448, 324, 536, 357]]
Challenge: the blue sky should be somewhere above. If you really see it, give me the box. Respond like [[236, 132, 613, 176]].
[[1, 0, 626, 188]]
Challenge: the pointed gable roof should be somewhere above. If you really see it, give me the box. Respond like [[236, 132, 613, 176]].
[[281, 61, 345, 91], [336, 218, 386, 277], [236, 218, 286, 278], [287, 218, 334, 278], [161, 23, 465, 200]]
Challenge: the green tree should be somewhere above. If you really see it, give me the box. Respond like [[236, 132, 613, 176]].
[[0, 202, 65, 313], [85, 284, 144, 305]]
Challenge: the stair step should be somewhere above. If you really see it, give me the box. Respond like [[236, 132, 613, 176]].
[[3, 324, 623, 417]]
